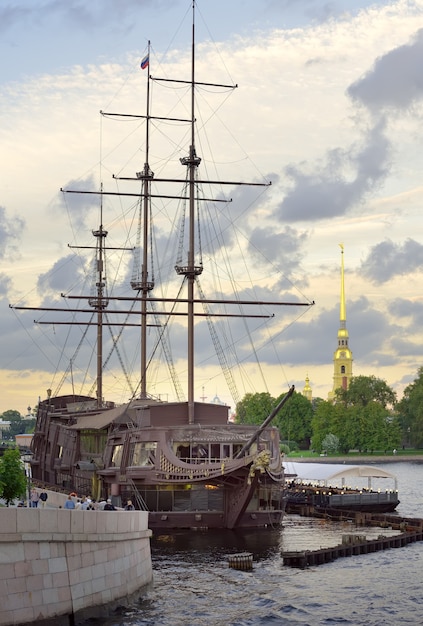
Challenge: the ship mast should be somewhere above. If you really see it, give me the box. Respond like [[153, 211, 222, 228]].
[[89, 186, 109, 408], [177, 1, 203, 423], [132, 40, 154, 400], [12, 0, 315, 408]]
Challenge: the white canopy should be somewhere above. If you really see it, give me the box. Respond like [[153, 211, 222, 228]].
[[283, 461, 397, 489]]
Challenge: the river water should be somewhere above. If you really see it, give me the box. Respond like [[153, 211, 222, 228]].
[[87, 461, 423, 626]]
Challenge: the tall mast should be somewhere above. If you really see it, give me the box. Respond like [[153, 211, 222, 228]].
[[132, 41, 154, 399], [35, 0, 314, 409], [179, 0, 202, 423], [89, 183, 109, 408]]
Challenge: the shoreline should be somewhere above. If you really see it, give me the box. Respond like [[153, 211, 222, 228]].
[[287, 455, 423, 464]]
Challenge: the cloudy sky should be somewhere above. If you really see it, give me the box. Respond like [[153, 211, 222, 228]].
[[2, 0, 423, 415]]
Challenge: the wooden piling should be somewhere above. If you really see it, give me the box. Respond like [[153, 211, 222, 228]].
[[282, 513, 423, 568]]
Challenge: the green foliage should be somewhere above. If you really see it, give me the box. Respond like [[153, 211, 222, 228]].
[[273, 391, 313, 449], [321, 433, 339, 454], [397, 367, 423, 447], [0, 410, 37, 445], [311, 386, 401, 454], [0, 410, 22, 421], [335, 375, 396, 408], [1, 417, 36, 441], [0, 447, 27, 505], [234, 392, 274, 425], [311, 400, 335, 452], [280, 443, 290, 455], [281, 440, 299, 451], [234, 390, 313, 449], [234, 376, 403, 457]]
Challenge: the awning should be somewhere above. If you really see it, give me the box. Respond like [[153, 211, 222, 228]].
[[68, 403, 132, 430], [283, 461, 397, 487]]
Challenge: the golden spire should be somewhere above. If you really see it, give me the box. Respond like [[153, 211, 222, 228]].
[[339, 243, 346, 323], [303, 374, 312, 402], [328, 243, 353, 400]]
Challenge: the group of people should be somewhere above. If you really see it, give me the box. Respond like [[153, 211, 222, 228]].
[[27, 487, 135, 511], [29, 488, 48, 507], [64, 494, 135, 511]]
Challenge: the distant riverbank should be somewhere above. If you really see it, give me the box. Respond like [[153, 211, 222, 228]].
[[288, 454, 423, 464]]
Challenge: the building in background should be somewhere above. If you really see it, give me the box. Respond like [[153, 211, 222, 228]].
[[302, 375, 312, 402], [15, 433, 34, 448], [328, 244, 353, 401], [0, 420, 11, 439]]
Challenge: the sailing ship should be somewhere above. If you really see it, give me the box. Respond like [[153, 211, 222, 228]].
[[18, 1, 313, 529]]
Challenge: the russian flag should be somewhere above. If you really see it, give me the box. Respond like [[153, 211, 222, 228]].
[[140, 55, 149, 70]]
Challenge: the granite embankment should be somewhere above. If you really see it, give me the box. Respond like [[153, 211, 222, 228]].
[[0, 505, 152, 626]]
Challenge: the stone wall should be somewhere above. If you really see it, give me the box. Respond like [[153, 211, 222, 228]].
[[0, 508, 152, 625]]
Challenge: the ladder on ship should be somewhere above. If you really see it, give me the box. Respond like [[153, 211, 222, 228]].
[[128, 478, 149, 511]]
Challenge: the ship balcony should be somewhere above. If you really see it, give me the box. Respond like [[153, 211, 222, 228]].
[[88, 297, 109, 309], [174, 264, 203, 276], [130, 280, 155, 291]]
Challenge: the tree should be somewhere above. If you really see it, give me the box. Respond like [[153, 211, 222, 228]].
[[321, 433, 339, 454], [335, 375, 396, 409], [0, 447, 27, 506], [311, 400, 335, 453], [273, 390, 313, 449], [397, 367, 423, 447], [234, 392, 274, 425], [0, 410, 22, 421], [8, 418, 36, 439], [311, 392, 402, 454]]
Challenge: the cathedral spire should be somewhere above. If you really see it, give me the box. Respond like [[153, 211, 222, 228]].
[[328, 244, 353, 401], [339, 243, 346, 323], [303, 374, 312, 402]]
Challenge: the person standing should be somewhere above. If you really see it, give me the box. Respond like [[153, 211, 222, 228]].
[[124, 500, 135, 511], [103, 499, 116, 511], [64, 495, 75, 509], [30, 489, 40, 508]]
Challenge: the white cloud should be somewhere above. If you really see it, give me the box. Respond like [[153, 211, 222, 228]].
[[1, 1, 423, 412]]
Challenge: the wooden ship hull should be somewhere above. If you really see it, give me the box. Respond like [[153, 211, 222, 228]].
[[31, 394, 287, 529]]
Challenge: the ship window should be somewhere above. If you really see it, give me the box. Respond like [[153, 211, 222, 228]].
[[131, 442, 156, 466], [222, 444, 230, 459], [210, 444, 220, 461], [175, 444, 190, 461], [192, 445, 208, 460], [174, 441, 245, 463], [111, 444, 123, 467], [80, 431, 107, 454]]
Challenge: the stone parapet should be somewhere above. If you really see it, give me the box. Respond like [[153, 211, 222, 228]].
[[0, 509, 152, 626]]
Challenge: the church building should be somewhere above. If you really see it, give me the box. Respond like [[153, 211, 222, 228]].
[[328, 244, 353, 401], [302, 375, 312, 402]]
